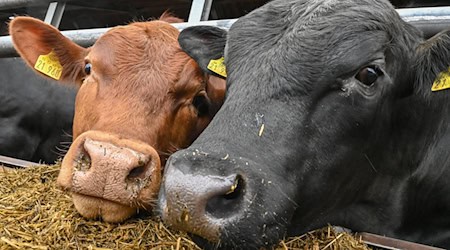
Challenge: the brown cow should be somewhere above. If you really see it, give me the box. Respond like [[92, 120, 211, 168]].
[[9, 15, 226, 222]]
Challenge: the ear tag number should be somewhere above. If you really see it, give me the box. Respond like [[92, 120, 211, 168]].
[[207, 57, 227, 78], [431, 69, 450, 92], [34, 51, 63, 80]]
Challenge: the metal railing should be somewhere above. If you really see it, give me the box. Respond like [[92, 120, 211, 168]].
[[1, 6, 450, 58], [0, 18, 237, 58]]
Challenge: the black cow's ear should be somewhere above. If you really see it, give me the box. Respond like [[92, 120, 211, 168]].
[[413, 29, 450, 95], [179, 26, 227, 78]]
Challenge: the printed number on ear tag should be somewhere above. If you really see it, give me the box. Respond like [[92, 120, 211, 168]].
[[432, 69, 450, 92], [34, 51, 63, 80], [207, 57, 227, 78]]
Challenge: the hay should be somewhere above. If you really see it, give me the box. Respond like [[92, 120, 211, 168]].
[[276, 227, 370, 250], [0, 164, 371, 250]]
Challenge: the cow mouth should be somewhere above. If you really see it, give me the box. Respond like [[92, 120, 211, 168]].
[[71, 192, 150, 223]]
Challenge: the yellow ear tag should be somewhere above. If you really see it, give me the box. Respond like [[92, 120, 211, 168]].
[[34, 51, 63, 80], [207, 57, 227, 78], [431, 69, 450, 92]]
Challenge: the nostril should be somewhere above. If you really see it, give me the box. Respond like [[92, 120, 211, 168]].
[[224, 175, 243, 199], [128, 165, 146, 179], [126, 159, 150, 181], [74, 149, 91, 172], [206, 175, 245, 219]]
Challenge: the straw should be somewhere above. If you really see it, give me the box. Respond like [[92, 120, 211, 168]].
[[0, 164, 371, 250]]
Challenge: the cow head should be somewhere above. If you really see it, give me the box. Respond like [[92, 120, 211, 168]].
[[10, 15, 226, 222], [158, 0, 450, 248]]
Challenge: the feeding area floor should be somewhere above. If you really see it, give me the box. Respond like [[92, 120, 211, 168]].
[[0, 164, 371, 250]]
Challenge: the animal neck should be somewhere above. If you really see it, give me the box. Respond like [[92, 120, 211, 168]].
[[335, 89, 449, 229], [374, 89, 450, 242]]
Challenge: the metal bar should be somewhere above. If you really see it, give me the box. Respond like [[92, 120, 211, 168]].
[[188, 0, 205, 22], [0, 155, 39, 168], [188, 0, 213, 22], [397, 6, 450, 19], [2, 6, 450, 58], [174, 18, 235, 30], [44, 2, 66, 28], [410, 19, 450, 39], [201, 0, 213, 21], [357, 232, 445, 250], [0, 19, 237, 58]]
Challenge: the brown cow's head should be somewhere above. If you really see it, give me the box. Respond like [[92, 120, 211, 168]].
[[9, 15, 226, 222]]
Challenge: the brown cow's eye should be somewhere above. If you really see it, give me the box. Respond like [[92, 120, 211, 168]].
[[355, 66, 382, 86], [192, 95, 209, 116], [84, 63, 92, 75]]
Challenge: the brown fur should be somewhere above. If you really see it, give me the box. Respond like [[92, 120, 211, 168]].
[[9, 16, 225, 223]]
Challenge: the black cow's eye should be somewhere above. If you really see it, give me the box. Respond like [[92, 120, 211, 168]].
[[355, 66, 382, 86], [84, 63, 92, 75], [192, 95, 209, 116]]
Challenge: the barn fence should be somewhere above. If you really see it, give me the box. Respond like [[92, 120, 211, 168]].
[[0, 4, 450, 58]]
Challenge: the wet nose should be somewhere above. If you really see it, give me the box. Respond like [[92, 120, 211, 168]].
[[58, 131, 161, 206], [158, 156, 245, 242]]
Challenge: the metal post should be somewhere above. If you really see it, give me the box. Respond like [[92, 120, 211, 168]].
[[188, 0, 213, 22], [44, 2, 66, 28]]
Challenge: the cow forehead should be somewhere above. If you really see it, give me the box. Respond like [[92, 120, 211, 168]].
[[227, 0, 399, 61], [228, 0, 399, 50], [99, 20, 179, 46], [224, 0, 405, 92], [90, 21, 180, 72], [86, 21, 193, 95]]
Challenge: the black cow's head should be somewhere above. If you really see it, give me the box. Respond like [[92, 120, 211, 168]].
[[158, 0, 450, 248]]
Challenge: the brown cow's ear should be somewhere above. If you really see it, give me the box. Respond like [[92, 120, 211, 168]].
[[205, 75, 226, 115], [9, 16, 87, 84]]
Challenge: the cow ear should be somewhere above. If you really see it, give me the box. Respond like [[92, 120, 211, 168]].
[[179, 26, 227, 78], [9, 16, 87, 84], [413, 29, 450, 95]]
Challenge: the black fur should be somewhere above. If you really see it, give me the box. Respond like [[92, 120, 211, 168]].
[[0, 58, 75, 163], [159, 0, 450, 248], [179, 26, 227, 78]]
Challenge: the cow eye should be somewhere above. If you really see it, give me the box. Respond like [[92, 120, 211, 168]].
[[355, 66, 382, 86], [84, 63, 92, 75], [192, 95, 209, 116]]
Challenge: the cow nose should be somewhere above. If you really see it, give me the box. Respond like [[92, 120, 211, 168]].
[[159, 156, 245, 242], [58, 131, 161, 219], [78, 138, 154, 187]]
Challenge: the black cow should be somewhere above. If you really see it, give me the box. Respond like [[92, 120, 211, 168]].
[[0, 57, 75, 163], [158, 0, 450, 249]]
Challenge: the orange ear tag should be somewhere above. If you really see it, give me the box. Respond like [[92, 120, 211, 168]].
[[207, 57, 227, 78], [431, 69, 450, 92], [34, 51, 63, 80]]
